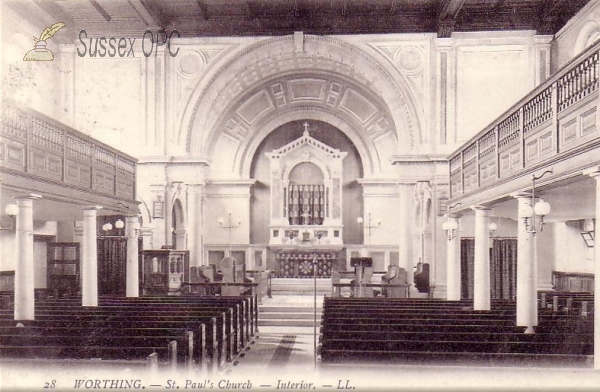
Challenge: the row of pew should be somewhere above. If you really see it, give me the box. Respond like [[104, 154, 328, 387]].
[[539, 291, 594, 317], [318, 297, 594, 367], [0, 295, 258, 373]]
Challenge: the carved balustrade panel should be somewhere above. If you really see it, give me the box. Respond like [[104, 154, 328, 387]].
[[0, 102, 137, 201]]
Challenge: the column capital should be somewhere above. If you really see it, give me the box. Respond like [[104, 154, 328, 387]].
[[82, 205, 103, 211], [15, 193, 42, 201], [445, 212, 462, 219], [511, 191, 533, 200], [125, 215, 141, 239], [583, 166, 600, 179], [187, 183, 205, 189]]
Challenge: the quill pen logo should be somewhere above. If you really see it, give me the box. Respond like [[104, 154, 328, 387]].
[[23, 22, 65, 61]]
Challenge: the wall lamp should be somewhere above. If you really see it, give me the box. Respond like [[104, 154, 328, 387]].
[[357, 212, 381, 252], [442, 217, 458, 241], [442, 202, 461, 241], [522, 169, 553, 235], [218, 212, 241, 253], [102, 219, 125, 233], [0, 203, 19, 230]]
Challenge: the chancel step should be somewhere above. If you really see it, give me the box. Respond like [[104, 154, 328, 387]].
[[270, 278, 332, 296], [258, 303, 322, 333]]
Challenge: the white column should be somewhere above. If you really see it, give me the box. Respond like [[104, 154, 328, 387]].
[[126, 215, 140, 297], [398, 184, 414, 287], [14, 195, 40, 320], [586, 170, 600, 369], [446, 214, 461, 301], [187, 184, 204, 266], [515, 194, 536, 333], [82, 207, 101, 307], [174, 230, 187, 250], [0, 179, 3, 271], [140, 227, 153, 250], [473, 207, 491, 311]]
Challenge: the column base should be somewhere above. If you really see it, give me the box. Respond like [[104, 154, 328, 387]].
[[524, 326, 535, 334], [431, 284, 447, 299]]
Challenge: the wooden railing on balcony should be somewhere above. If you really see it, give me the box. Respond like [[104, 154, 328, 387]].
[[449, 40, 600, 199], [0, 102, 137, 201]]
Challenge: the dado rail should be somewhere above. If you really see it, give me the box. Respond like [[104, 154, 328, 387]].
[[0, 102, 137, 202], [449, 40, 600, 205]]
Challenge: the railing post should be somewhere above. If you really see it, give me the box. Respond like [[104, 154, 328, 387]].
[[62, 132, 67, 182], [476, 139, 481, 188], [146, 352, 158, 374], [518, 107, 525, 168], [168, 340, 177, 371], [200, 324, 208, 374], [185, 331, 194, 371], [551, 81, 559, 155], [460, 151, 465, 194]]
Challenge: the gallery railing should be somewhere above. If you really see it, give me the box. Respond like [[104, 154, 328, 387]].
[[1, 101, 137, 200], [449, 39, 600, 199]]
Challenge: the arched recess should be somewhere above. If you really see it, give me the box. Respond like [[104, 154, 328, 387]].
[[172, 198, 185, 250], [574, 20, 600, 56], [237, 105, 380, 178], [249, 120, 363, 245], [179, 34, 423, 175]]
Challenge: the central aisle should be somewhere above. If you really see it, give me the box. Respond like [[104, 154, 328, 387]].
[[229, 295, 322, 375]]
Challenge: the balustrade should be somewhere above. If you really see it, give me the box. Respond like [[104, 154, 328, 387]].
[[449, 40, 600, 198], [0, 102, 137, 200]]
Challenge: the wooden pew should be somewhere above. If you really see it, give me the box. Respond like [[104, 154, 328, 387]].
[[0, 295, 256, 373], [318, 297, 593, 367]]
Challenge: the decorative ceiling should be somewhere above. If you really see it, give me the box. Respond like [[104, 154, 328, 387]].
[[12, 0, 593, 39]]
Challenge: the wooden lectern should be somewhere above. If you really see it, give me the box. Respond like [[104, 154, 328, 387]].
[[350, 257, 373, 298]]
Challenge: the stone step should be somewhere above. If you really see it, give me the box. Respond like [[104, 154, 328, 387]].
[[257, 326, 319, 335], [259, 306, 322, 313], [258, 319, 321, 327], [260, 312, 320, 320]]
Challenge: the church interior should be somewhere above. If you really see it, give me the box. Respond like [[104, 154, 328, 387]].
[[1, 0, 600, 389]]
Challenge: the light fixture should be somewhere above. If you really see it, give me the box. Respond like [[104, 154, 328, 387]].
[[101, 217, 129, 236], [115, 219, 125, 230], [5, 203, 18, 217], [218, 212, 241, 253], [357, 212, 381, 253], [442, 217, 458, 241], [0, 203, 18, 230], [523, 170, 553, 235], [488, 221, 498, 237]]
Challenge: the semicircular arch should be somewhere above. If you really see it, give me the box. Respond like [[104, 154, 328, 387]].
[[235, 107, 378, 179], [181, 34, 423, 165]]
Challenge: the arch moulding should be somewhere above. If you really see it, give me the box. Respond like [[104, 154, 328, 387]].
[[180, 34, 423, 178]]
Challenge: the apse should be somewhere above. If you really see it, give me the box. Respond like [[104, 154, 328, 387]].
[[249, 120, 363, 246]]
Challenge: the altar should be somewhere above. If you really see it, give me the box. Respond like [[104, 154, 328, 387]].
[[271, 245, 342, 278]]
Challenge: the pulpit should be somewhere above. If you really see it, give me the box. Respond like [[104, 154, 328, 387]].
[[139, 250, 189, 295]]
